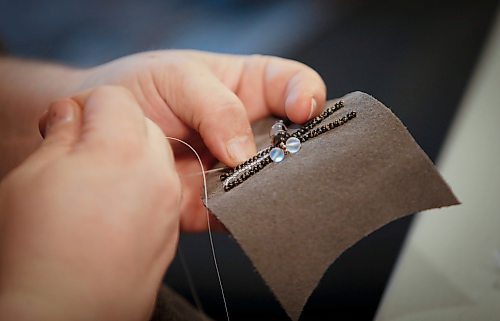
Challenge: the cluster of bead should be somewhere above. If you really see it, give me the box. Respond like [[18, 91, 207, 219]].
[[220, 100, 356, 191]]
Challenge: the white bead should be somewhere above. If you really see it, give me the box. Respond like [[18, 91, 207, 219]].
[[286, 137, 301, 154], [269, 147, 285, 162], [269, 121, 288, 138]]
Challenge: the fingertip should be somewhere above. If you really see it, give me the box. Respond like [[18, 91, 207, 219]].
[[196, 104, 257, 167], [285, 94, 324, 124], [283, 68, 326, 124], [311, 95, 327, 118], [43, 99, 81, 137], [226, 135, 257, 166], [38, 99, 82, 157]]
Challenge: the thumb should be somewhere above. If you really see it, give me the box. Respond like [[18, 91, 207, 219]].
[[38, 99, 82, 157]]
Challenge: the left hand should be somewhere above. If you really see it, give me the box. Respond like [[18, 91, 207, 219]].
[[0, 87, 181, 320], [73, 50, 327, 231]]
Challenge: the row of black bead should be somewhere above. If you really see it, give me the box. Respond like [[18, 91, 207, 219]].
[[219, 146, 273, 181], [291, 100, 344, 139], [223, 156, 273, 191], [221, 101, 353, 191], [222, 110, 356, 191], [299, 111, 357, 143], [220, 100, 345, 182]]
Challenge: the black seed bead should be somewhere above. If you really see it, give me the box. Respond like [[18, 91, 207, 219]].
[[223, 155, 273, 191]]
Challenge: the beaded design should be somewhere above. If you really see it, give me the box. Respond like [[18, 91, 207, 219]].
[[220, 100, 356, 191]]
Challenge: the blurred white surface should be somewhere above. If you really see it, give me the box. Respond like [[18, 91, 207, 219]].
[[375, 7, 500, 321]]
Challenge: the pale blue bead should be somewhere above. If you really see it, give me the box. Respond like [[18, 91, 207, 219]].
[[269, 147, 285, 162], [269, 121, 288, 138], [286, 137, 301, 154]]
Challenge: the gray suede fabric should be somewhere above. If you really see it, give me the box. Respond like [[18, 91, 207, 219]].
[[205, 91, 459, 320]]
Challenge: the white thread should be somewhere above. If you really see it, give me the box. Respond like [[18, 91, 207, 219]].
[[166, 136, 230, 321], [181, 167, 227, 177]]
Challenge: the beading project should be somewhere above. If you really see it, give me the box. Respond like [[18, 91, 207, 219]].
[[220, 100, 357, 191]]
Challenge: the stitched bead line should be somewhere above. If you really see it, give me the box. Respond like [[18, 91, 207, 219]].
[[221, 100, 356, 191], [291, 100, 345, 139], [220, 100, 345, 181]]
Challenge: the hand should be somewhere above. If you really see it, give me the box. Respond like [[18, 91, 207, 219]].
[[74, 50, 327, 231], [0, 87, 181, 320]]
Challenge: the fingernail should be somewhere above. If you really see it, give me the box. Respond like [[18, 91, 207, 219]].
[[227, 136, 255, 164], [46, 102, 75, 133], [308, 98, 317, 120]]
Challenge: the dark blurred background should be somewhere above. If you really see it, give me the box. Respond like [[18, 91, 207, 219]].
[[1, 0, 498, 320]]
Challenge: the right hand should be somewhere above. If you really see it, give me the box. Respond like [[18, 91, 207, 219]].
[[0, 86, 181, 321]]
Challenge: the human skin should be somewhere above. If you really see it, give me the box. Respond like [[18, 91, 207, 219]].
[[0, 50, 327, 231], [0, 51, 327, 319], [0, 87, 181, 320]]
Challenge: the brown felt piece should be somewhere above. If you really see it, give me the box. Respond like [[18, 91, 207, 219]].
[[205, 91, 459, 321]]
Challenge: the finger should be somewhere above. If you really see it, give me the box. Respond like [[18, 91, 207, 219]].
[[144, 117, 176, 170], [37, 99, 82, 158], [282, 68, 327, 123], [160, 61, 256, 167], [173, 156, 228, 232], [72, 86, 147, 150], [145, 118, 183, 229], [180, 207, 227, 233], [234, 55, 327, 123]]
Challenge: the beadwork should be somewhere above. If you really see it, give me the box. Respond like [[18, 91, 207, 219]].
[[220, 100, 356, 191]]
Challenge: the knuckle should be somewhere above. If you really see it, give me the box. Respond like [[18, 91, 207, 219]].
[[196, 97, 245, 132], [166, 56, 197, 79], [211, 99, 244, 119]]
